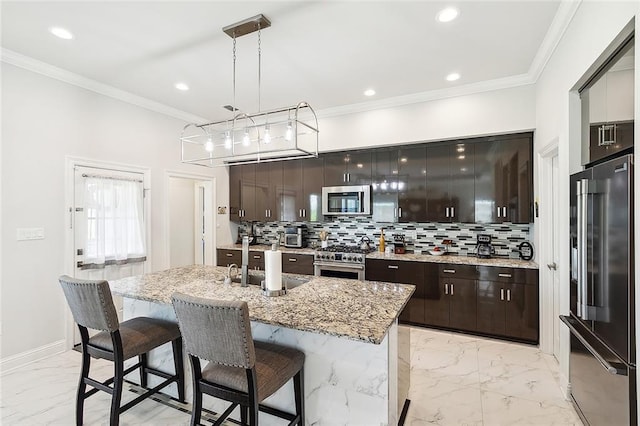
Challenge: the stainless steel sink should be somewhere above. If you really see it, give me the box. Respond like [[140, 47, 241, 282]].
[[231, 272, 309, 289]]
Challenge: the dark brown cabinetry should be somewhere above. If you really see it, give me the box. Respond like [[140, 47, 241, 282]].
[[438, 265, 478, 331], [397, 146, 427, 222], [474, 134, 532, 223], [228, 164, 258, 221], [254, 162, 282, 221], [323, 151, 372, 186], [425, 142, 475, 222], [371, 149, 399, 223], [588, 121, 634, 164], [281, 157, 324, 222], [248, 251, 265, 270], [281, 253, 314, 275], [477, 267, 538, 341], [365, 258, 425, 324], [217, 249, 242, 267]]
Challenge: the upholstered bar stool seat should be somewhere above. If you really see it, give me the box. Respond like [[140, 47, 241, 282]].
[[58, 275, 185, 426], [89, 317, 181, 361], [172, 293, 305, 426], [201, 341, 304, 403]]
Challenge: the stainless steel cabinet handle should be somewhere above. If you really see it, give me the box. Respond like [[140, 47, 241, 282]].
[[343, 173, 346, 182], [388, 265, 399, 269], [226, 253, 233, 257], [445, 207, 450, 217], [502, 207, 507, 218], [560, 316, 625, 375], [347, 173, 351, 182], [500, 289, 505, 301], [398, 207, 402, 218], [288, 258, 297, 262], [450, 284, 454, 295], [497, 207, 501, 218], [253, 255, 261, 259], [443, 269, 456, 274], [444, 283, 449, 295], [506, 289, 511, 301], [498, 273, 512, 278], [303, 208, 306, 217], [451, 207, 455, 217]]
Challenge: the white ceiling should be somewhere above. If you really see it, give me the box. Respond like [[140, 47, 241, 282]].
[[1, 1, 563, 123]]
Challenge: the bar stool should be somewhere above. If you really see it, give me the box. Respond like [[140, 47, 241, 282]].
[[59, 275, 185, 426], [171, 293, 304, 426]]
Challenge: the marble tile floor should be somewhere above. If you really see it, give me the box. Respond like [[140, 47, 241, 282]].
[[1, 326, 581, 425]]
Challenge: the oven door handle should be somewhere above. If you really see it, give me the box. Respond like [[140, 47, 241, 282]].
[[313, 262, 365, 270]]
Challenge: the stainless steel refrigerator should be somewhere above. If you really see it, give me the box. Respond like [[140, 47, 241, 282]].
[[561, 153, 635, 425]]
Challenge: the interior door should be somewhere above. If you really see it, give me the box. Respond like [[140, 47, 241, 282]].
[[551, 154, 561, 357], [73, 166, 147, 343]]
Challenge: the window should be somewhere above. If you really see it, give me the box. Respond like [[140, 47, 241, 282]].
[[82, 176, 146, 268]]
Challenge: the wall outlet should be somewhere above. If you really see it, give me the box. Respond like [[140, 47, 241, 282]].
[[16, 227, 45, 241]]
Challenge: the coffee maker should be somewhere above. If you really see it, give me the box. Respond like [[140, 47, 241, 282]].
[[476, 234, 495, 259]]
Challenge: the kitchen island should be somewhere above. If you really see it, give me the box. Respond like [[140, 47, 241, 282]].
[[109, 265, 414, 426]]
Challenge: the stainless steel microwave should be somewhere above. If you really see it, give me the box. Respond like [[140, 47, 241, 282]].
[[322, 185, 371, 215]]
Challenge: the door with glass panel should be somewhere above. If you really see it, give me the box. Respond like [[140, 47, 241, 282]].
[[73, 166, 148, 344]]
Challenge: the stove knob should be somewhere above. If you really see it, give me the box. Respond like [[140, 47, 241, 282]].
[[357, 256, 362, 262]]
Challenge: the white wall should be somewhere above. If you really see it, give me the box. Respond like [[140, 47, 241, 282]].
[[534, 0, 638, 400], [169, 177, 196, 267], [317, 84, 536, 151], [0, 63, 231, 362]]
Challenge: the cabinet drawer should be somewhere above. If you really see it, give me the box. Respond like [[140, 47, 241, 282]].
[[217, 249, 241, 266], [282, 254, 314, 275], [478, 266, 538, 284], [249, 251, 265, 270], [438, 264, 478, 279]]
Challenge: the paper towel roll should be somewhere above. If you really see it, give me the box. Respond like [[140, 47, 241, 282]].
[[264, 249, 282, 291]]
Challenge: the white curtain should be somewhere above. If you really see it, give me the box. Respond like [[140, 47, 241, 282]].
[[83, 177, 146, 268]]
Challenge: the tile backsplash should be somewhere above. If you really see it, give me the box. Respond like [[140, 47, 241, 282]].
[[239, 217, 532, 258]]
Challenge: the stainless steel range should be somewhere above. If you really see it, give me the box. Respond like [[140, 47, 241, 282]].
[[313, 245, 373, 280]]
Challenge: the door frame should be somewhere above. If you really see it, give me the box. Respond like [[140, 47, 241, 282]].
[[537, 139, 559, 355], [164, 171, 216, 269], [64, 156, 152, 350]]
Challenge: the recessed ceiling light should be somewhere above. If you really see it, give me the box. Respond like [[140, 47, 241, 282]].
[[446, 73, 461, 82], [175, 82, 189, 91], [50, 26, 73, 40], [364, 89, 376, 97], [436, 7, 459, 23]]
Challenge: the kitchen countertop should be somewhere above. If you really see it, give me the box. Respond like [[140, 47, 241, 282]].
[[366, 251, 538, 269], [217, 244, 538, 269], [217, 243, 316, 255], [109, 265, 414, 345]]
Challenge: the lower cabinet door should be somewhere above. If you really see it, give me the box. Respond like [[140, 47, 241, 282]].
[[424, 265, 449, 327], [476, 280, 506, 335], [396, 262, 426, 325], [448, 278, 477, 331], [505, 283, 539, 341]]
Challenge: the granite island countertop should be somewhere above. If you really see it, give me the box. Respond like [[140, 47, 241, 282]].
[[217, 244, 538, 269], [109, 265, 414, 345]]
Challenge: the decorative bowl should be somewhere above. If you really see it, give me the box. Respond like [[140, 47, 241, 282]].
[[428, 248, 446, 256]]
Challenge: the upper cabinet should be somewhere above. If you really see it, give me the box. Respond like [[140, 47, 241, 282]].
[[398, 146, 427, 222], [425, 142, 475, 223], [474, 134, 532, 224], [371, 149, 399, 223], [323, 152, 372, 186], [229, 131, 533, 224], [281, 157, 324, 222]]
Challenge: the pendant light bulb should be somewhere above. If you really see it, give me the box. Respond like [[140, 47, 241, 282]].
[[242, 129, 250, 146], [285, 121, 293, 141], [204, 137, 214, 152], [224, 131, 232, 149], [263, 125, 271, 144]]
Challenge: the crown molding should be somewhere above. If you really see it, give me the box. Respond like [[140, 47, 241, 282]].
[[1, 48, 209, 124], [528, 0, 582, 82], [316, 73, 535, 119]]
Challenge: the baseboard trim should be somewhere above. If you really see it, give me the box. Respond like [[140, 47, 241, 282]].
[[1, 340, 66, 375]]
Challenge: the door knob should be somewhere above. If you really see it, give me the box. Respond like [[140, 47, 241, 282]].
[[547, 262, 557, 270]]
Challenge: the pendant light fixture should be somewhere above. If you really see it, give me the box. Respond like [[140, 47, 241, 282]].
[[180, 14, 319, 167]]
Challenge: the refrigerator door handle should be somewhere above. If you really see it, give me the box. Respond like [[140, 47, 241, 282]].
[[577, 178, 591, 320], [560, 316, 627, 376]]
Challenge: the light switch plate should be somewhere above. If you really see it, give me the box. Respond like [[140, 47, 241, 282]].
[[16, 227, 45, 241]]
